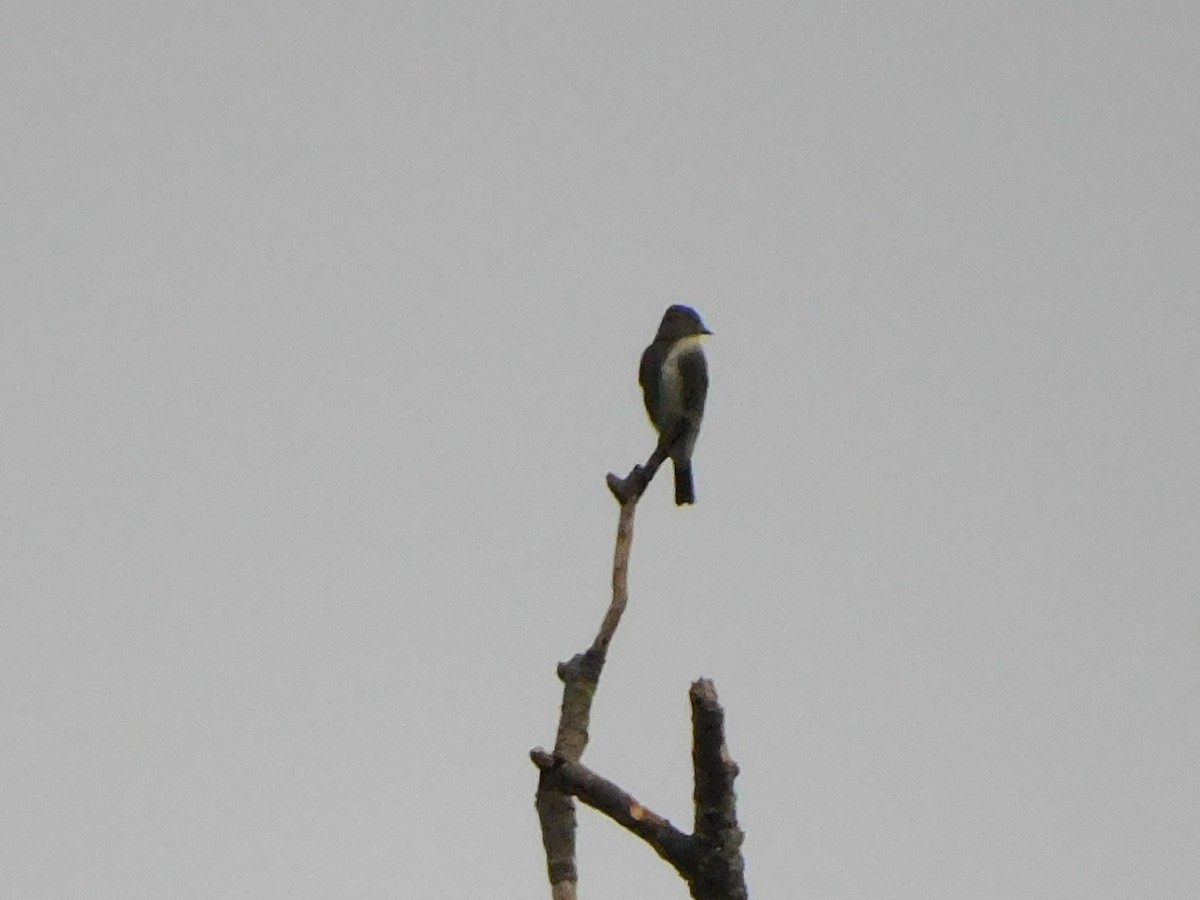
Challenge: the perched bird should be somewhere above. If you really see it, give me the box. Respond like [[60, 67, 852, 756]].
[[639, 305, 712, 505]]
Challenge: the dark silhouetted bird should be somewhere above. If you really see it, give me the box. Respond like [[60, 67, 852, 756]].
[[639, 305, 711, 505]]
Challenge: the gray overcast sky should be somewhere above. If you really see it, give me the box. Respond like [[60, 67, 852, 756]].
[[3, 2, 1198, 898]]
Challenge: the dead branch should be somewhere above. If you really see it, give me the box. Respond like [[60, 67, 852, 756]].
[[531, 450, 748, 899]]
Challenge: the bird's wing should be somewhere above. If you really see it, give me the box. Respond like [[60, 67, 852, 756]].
[[639, 343, 663, 424], [676, 348, 708, 416]]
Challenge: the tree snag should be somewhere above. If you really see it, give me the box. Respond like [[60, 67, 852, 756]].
[[530, 455, 748, 899]]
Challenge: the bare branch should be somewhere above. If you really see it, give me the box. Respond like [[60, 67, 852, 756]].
[[534, 770, 577, 891], [533, 476, 645, 898], [534, 441, 749, 899], [534, 678, 749, 899], [532, 750, 698, 878], [593, 498, 635, 655], [605, 423, 683, 505], [690, 679, 748, 900]]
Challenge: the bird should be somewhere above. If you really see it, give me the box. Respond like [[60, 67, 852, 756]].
[[639, 305, 712, 505]]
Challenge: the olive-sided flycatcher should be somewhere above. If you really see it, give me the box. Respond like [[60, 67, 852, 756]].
[[639, 305, 712, 505]]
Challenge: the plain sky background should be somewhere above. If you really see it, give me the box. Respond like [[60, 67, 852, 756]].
[[3, 2, 1198, 898]]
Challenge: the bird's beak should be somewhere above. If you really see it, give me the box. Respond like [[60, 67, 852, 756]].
[[701, 326, 713, 335]]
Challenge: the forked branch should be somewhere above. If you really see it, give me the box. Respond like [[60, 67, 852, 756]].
[[531, 456, 748, 899]]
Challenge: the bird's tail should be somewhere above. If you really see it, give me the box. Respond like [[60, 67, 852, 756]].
[[673, 459, 696, 506]]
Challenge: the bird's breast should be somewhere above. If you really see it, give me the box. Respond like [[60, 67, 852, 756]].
[[659, 336, 705, 416]]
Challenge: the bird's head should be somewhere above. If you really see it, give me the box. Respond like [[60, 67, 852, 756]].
[[656, 305, 712, 341]]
